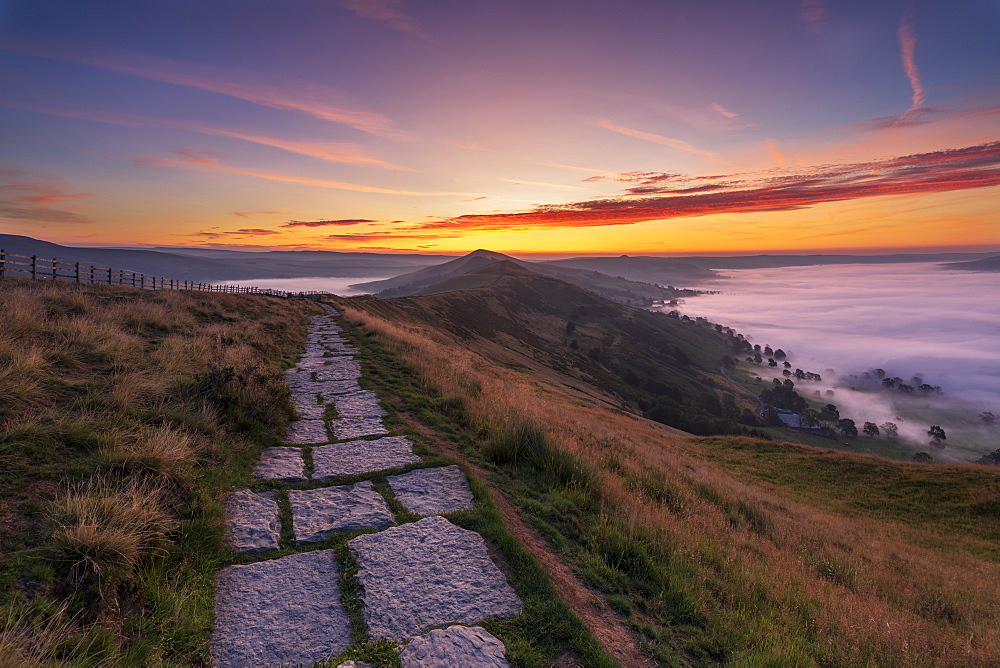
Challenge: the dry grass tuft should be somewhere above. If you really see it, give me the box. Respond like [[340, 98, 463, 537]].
[[0, 603, 102, 667], [50, 479, 171, 592], [98, 425, 199, 483]]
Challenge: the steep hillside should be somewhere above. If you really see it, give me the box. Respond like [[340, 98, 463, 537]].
[[355, 260, 760, 436], [352, 249, 688, 305], [337, 273, 1000, 666]]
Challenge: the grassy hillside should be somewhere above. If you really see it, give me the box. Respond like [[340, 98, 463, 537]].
[[0, 277, 319, 664], [337, 272, 1000, 665], [354, 260, 764, 437]]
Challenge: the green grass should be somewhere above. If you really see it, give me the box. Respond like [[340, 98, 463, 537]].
[[690, 436, 1000, 559]]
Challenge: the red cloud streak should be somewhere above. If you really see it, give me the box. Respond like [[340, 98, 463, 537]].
[[397, 141, 1000, 234]]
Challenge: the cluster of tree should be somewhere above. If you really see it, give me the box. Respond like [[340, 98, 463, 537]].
[[856, 369, 943, 396]]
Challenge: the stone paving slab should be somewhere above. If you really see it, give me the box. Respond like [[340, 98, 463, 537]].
[[294, 401, 326, 420], [319, 381, 363, 400], [315, 360, 362, 381], [387, 466, 474, 517], [331, 416, 388, 440], [290, 481, 395, 545], [292, 379, 362, 396], [253, 447, 307, 483], [312, 436, 419, 479], [225, 489, 280, 553], [332, 390, 387, 417], [349, 516, 522, 642], [286, 419, 330, 444], [400, 626, 509, 668], [212, 550, 351, 667]]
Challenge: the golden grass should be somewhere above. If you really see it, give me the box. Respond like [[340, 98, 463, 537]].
[[340, 300, 1000, 665], [0, 277, 320, 660], [50, 479, 171, 592]]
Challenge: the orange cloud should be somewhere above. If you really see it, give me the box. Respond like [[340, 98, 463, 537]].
[[765, 139, 788, 165], [0, 168, 92, 224], [135, 150, 469, 196], [0, 38, 403, 136], [323, 141, 1000, 239], [595, 119, 717, 159], [282, 219, 377, 227]]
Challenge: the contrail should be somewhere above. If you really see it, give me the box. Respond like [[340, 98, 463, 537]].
[[897, 14, 926, 109]]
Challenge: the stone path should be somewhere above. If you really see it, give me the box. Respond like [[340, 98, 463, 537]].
[[212, 304, 521, 667]]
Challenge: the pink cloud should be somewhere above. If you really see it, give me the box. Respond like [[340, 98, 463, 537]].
[[897, 14, 926, 109]]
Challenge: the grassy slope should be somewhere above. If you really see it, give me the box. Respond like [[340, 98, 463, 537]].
[[0, 278, 319, 664], [338, 273, 1000, 666]]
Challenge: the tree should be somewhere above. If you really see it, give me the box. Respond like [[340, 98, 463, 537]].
[[565, 321, 576, 336], [820, 404, 840, 423], [873, 368, 886, 379], [980, 411, 998, 425], [928, 425, 947, 449], [764, 345, 773, 356], [863, 421, 880, 437], [838, 418, 858, 438], [880, 421, 899, 438], [881, 377, 896, 389], [773, 349, 786, 360], [768, 358, 777, 367], [912, 452, 933, 463], [753, 353, 762, 364]]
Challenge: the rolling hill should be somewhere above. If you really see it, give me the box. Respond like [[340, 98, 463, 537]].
[[943, 255, 1000, 272], [351, 249, 689, 304], [0, 235, 447, 282]]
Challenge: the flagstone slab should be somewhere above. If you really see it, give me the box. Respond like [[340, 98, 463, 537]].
[[253, 447, 307, 483], [349, 516, 522, 642], [332, 390, 386, 417], [331, 416, 388, 440], [290, 481, 394, 545], [293, 401, 326, 420], [386, 466, 474, 517], [291, 379, 362, 396], [224, 489, 280, 553], [286, 419, 330, 444], [400, 626, 510, 668], [312, 436, 419, 479], [211, 550, 351, 668], [315, 360, 362, 381]]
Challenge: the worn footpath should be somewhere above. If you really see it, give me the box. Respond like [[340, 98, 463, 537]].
[[211, 304, 521, 667]]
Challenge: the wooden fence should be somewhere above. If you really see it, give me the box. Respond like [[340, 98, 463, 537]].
[[0, 249, 331, 298]]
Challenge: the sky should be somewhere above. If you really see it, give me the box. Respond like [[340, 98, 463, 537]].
[[1, 0, 998, 255]]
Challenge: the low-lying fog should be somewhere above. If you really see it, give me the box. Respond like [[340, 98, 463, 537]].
[[668, 262, 1000, 460]]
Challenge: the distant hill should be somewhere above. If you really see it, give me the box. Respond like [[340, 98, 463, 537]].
[[355, 259, 756, 433], [674, 251, 1000, 270], [542, 255, 717, 286], [351, 249, 685, 304], [0, 235, 447, 282], [942, 255, 1000, 272]]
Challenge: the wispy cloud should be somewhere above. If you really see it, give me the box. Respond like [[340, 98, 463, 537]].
[[840, 97, 1000, 132], [326, 141, 1000, 239], [595, 119, 717, 159], [897, 14, 926, 110], [765, 139, 788, 165], [0, 168, 92, 224], [282, 219, 377, 227], [800, 0, 829, 34], [233, 210, 284, 218], [709, 103, 740, 120], [0, 101, 417, 170], [193, 228, 283, 239], [135, 150, 468, 196], [501, 178, 587, 191], [338, 0, 432, 40], [0, 38, 403, 136]]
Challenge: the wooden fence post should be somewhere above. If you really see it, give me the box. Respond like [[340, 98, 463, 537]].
[[75, 262, 80, 283], [51, 258, 57, 280], [31, 255, 37, 279], [0, 249, 5, 278]]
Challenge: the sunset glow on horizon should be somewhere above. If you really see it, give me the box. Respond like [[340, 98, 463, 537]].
[[1, 1, 998, 255]]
